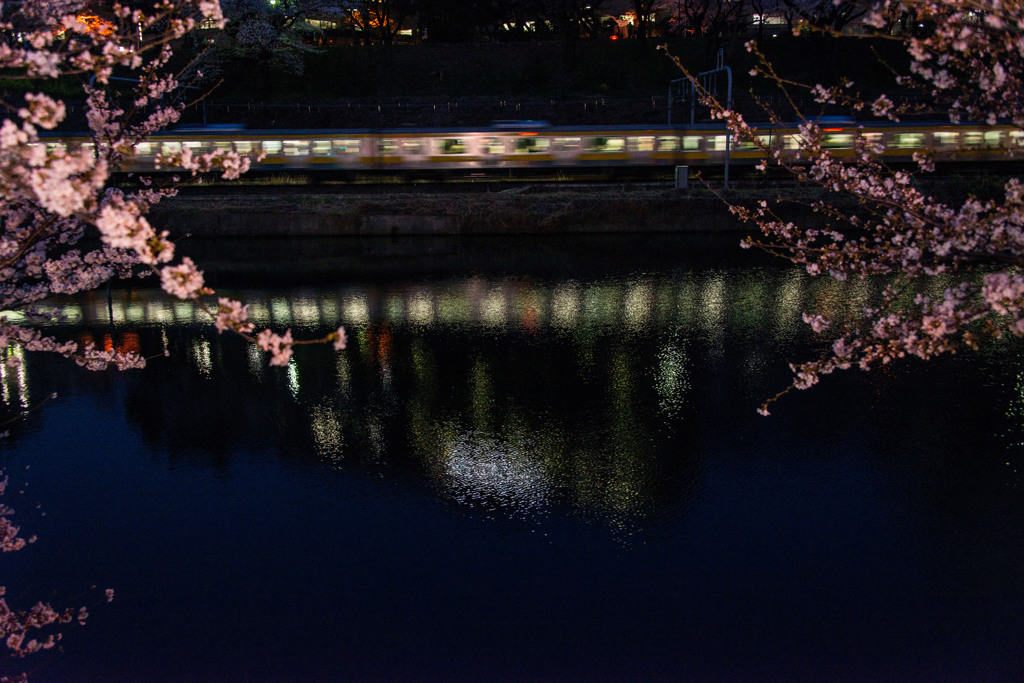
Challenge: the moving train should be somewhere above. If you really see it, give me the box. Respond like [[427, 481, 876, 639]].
[[50, 119, 1024, 177]]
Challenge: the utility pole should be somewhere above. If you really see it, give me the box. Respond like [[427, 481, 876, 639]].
[[667, 49, 733, 189]]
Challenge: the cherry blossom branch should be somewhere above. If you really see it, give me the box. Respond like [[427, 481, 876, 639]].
[[663, 1, 1024, 414]]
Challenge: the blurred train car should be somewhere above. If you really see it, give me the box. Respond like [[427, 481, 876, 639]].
[[46, 120, 1024, 177]]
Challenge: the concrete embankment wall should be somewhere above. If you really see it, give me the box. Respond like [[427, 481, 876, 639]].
[[149, 187, 775, 237]]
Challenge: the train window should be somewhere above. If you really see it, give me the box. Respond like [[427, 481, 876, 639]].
[[213, 141, 233, 153], [553, 137, 581, 150], [334, 139, 361, 154], [894, 133, 925, 148], [262, 140, 282, 155], [707, 135, 728, 152], [682, 136, 701, 150], [312, 140, 332, 155], [441, 138, 467, 154], [161, 141, 182, 155], [934, 131, 958, 147], [822, 133, 854, 148], [403, 140, 423, 155], [1011, 131, 1024, 147], [233, 140, 254, 154], [515, 136, 550, 153], [657, 136, 679, 151], [963, 131, 983, 146], [378, 139, 399, 155], [783, 134, 805, 150], [283, 140, 309, 156], [134, 142, 153, 157], [984, 130, 1003, 147], [628, 137, 655, 152], [587, 137, 625, 152], [481, 137, 504, 154]]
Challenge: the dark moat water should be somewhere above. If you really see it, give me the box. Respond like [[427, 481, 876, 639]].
[[2, 234, 1023, 681]]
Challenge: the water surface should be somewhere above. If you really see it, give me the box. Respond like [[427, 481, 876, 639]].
[[2, 234, 1022, 681]]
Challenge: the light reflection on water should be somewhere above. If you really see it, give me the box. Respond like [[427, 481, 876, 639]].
[[2, 235, 1023, 680]]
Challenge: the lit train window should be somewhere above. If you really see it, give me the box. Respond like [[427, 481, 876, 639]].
[[657, 136, 679, 151], [587, 137, 625, 152], [626, 137, 651, 152], [213, 141, 233, 153], [233, 140, 254, 154], [334, 139, 361, 154], [822, 133, 853, 148], [984, 130, 1003, 147], [262, 140, 282, 155], [441, 138, 467, 154], [783, 135, 804, 150], [134, 142, 153, 156], [404, 140, 423, 154], [312, 140, 332, 155], [707, 135, 728, 151], [378, 139, 399, 154], [161, 141, 181, 155], [1011, 131, 1024, 147], [515, 136, 550, 153], [628, 137, 655, 152], [682, 136, 701, 150], [553, 137, 581, 149], [481, 137, 504, 153], [283, 140, 309, 156], [894, 133, 924, 148], [183, 140, 204, 152], [934, 131, 958, 146]]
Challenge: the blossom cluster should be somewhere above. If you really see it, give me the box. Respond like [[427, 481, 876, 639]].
[[0, 0, 348, 380]]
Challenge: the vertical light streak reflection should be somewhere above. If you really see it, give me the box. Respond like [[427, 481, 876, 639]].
[[247, 342, 263, 379], [61, 304, 82, 323], [310, 403, 344, 463], [551, 284, 580, 328], [408, 291, 434, 326], [190, 339, 212, 378], [583, 284, 619, 329], [287, 359, 300, 398], [126, 302, 145, 323], [318, 296, 339, 325], [481, 287, 507, 328], [335, 352, 351, 389], [0, 345, 28, 409], [271, 297, 292, 325], [291, 294, 321, 325], [698, 274, 726, 332], [656, 335, 690, 417], [774, 270, 804, 329], [343, 293, 370, 325], [623, 280, 653, 331], [438, 292, 471, 326], [385, 294, 405, 325], [246, 301, 270, 326], [173, 301, 195, 323]]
